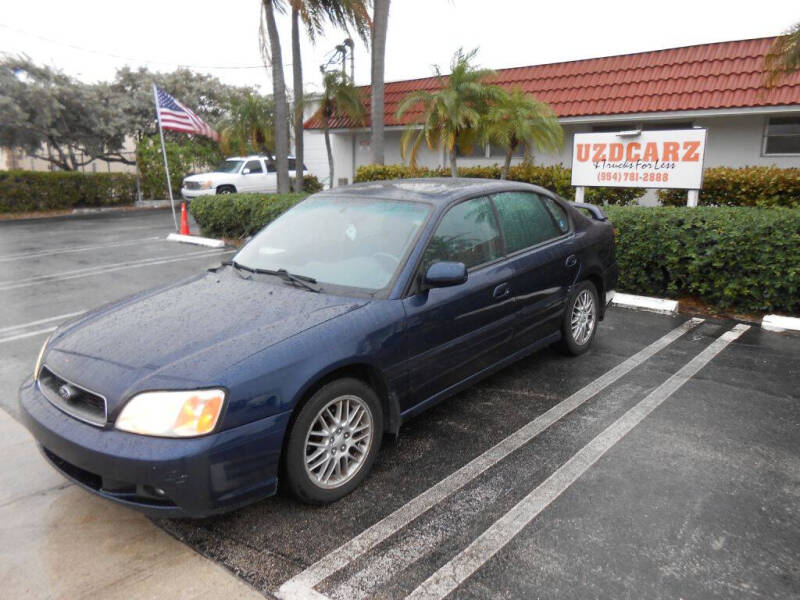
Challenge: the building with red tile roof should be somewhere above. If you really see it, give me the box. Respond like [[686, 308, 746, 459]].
[[302, 37, 800, 192]]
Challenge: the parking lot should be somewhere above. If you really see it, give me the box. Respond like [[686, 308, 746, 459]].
[[1, 210, 799, 599]]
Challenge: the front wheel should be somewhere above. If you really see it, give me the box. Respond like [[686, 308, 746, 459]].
[[284, 378, 383, 504], [555, 281, 599, 356]]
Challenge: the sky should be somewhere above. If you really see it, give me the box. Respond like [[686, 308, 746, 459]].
[[1, 0, 797, 96]]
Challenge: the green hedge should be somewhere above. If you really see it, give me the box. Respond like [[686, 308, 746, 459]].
[[0, 170, 137, 213], [658, 166, 800, 207], [605, 206, 800, 313], [355, 163, 645, 206], [189, 192, 308, 238]]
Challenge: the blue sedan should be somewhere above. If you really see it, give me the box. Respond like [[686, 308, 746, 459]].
[[19, 178, 617, 517]]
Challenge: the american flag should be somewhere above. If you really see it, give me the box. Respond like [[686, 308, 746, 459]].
[[154, 86, 219, 141]]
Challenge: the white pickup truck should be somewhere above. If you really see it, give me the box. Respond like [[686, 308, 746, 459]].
[[181, 155, 307, 200]]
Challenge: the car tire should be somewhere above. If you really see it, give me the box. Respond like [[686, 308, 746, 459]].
[[555, 280, 599, 356], [216, 185, 236, 194], [284, 378, 383, 504]]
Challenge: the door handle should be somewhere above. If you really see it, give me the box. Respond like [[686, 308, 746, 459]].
[[565, 254, 578, 268], [493, 283, 511, 300]]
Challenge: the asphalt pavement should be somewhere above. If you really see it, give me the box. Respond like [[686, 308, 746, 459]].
[[1, 210, 798, 599]]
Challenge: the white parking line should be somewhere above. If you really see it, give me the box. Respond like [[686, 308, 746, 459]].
[[0, 237, 162, 262], [0, 249, 233, 291], [0, 326, 57, 345], [276, 318, 704, 600], [0, 310, 86, 335], [408, 323, 750, 600]]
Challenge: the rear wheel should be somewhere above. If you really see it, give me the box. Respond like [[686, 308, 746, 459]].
[[284, 378, 383, 504], [555, 280, 599, 356]]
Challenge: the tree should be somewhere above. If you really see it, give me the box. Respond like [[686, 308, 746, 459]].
[[396, 48, 502, 176], [217, 93, 276, 156], [370, 0, 390, 165], [0, 58, 131, 170], [763, 21, 800, 87], [289, 0, 370, 192], [261, 0, 291, 194], [481, 88, 563, 179], [319, 70, 365, 186]]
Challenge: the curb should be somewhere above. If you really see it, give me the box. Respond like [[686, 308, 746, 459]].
[[166, 233, 226, 248], [761, 315, 800, 333], [611, 293, 678, 315]]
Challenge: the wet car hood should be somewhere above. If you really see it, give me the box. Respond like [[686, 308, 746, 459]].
[[43, 268, 367, 411]]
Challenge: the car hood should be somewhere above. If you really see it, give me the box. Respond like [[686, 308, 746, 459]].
[[43, 268, 367, 411], [183, 172, 229, 182]]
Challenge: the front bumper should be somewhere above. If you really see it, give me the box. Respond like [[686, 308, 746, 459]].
[[180, 187, 216, 200], [19, 377, 291, 518]]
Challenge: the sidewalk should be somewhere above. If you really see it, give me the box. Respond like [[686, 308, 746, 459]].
[[0, 408, 263, 600]]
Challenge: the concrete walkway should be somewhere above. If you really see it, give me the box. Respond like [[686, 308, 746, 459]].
[[0, 408, 263, 600]]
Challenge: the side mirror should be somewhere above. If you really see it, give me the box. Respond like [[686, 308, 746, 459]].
[[423, 261, 468, 290], [242, 168, 251, 175]]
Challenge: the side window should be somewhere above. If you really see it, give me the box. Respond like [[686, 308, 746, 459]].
[[288, 158, 296, 171], [244, 159, 263, 174], [543, 197, 570, 234], [421, 197, 502, 271], [492, 192, 562, 253]]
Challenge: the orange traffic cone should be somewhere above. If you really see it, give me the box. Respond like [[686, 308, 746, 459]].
[[180, 201, 190, 235]]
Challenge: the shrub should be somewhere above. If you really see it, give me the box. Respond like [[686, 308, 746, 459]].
[[189, 192, 308, 239], [604, 206, 800, 313], [657, 166, 800, 207], [355, 163, 644, 205], [0, 170, 137, 213], [294, 174, 324, 193]]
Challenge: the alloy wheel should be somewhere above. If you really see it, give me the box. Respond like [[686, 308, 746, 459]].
[[570, 289, 596, 346], [303, 394, 374, 489]]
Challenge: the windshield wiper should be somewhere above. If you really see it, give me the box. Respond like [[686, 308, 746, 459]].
[[269, 268, 320, 292], [223, 260, 254, 279]]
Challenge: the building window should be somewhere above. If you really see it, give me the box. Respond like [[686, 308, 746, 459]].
[[456, 143, 487, 158], [489, 144, 524, 158], [764, 116, 800, 155]]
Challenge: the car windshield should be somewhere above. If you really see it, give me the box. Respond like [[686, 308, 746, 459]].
[[215, 160, 243, 173], [234, 196, 431, 292]]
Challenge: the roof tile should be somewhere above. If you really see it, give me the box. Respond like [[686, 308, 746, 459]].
[[305, 37, 800, 129]]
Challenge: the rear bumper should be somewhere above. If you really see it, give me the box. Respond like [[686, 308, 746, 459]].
[[19, 377, 290, 518]]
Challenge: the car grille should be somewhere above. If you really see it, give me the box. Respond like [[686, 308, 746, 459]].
[[38, 367, 107, 426], [184, 181, 202, 190]]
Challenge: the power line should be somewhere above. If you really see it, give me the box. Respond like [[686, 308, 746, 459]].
[[0, 23, 294, 71]]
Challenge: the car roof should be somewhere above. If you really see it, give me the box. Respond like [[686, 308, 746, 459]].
[[315, 178, 557, 206]]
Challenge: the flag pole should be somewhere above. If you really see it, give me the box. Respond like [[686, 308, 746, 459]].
[[153, 83, 179, 231]]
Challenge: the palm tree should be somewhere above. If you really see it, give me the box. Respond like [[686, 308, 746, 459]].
[[217, 93, 275, 157], [370, 0, 390, 165], [260, 0, 291, 194], [481, 88, 563, 179], [763, 21, 800, 87], [320, 70, 366, 186], [289, 0, 370, 192], [396, 48, 502, 176]]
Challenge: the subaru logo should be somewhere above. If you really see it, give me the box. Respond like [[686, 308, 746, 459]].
[[58, 384, 78, 402]]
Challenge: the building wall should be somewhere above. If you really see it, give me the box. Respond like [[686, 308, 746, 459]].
[[306, 111, 800, 202]]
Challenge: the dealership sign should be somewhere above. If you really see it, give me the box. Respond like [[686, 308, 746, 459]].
[[571, 129, 707, 190]]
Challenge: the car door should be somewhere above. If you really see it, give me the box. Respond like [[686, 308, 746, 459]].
[[240, 159, 267, 192], [490, 191, 576, 351], [401, 196, 516, 410]]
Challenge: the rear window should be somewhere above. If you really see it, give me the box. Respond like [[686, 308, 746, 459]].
[[492, 192, 561, 253]]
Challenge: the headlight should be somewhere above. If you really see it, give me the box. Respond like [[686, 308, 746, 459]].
[[34, 335, 51, 381], [201, 180, 213, 189], [116, 389, 226, 437]]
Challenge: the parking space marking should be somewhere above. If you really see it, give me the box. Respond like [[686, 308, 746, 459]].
[[0, 249, 233, 291], [276, 318, 704, 600], [0, 237, 162, 262], [0, 311, 86, 335], [0, 326, 57, 345], [408, 323, 750, 600]]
